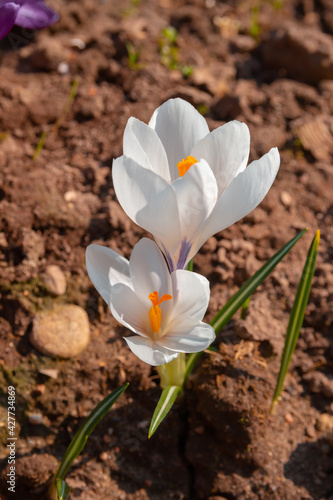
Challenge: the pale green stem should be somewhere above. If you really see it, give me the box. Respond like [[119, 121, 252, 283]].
[[156, 353, 186, 389]]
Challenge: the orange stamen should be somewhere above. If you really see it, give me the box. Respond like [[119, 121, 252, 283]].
[[177, 156, 198, 177], [148, 291, 172, 333]]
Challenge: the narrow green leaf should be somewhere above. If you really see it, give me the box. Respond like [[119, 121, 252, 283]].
[[56, 383, 128, 483], [56, 478, 71, 500], [33, 130, 47, 161], [270, 230, 320, 414], [211, 229, 307, 333], [148, 385, 181, 438], [185, 229, 307, 381], [241, 296, 251, 320]]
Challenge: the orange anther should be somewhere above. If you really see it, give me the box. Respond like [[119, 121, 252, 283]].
[[177, 156, 198, 177], [148, 291, 172, 333]]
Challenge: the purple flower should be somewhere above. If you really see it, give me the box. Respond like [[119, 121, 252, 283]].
[[0, 0, 59, 41]]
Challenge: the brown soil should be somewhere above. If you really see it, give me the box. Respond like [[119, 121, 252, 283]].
[[0, 0, 333, 499]]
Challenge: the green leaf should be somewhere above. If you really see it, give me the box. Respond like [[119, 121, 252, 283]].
[[211, 229, 307, 333], [56, 478, 71, 500], [148, 385, 181, 438], [270, 230, 320, 414], [241, 296, 251, 320], [33, 130, 47, 161], [55, 383, 128, 486], [185, 228, 307, 381], [186, 258, 193, 272]]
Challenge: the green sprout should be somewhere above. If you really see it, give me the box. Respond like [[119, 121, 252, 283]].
[[33, 78, 78, 161], [249, 4, 261, 39], [126, 41, 141, 70], [159, 26, 193, 77]]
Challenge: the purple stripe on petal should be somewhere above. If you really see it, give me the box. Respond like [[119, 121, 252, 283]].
[[0, 2, 20, 40], [15, 0, 59, 29], [176, 238, 192, 270], [159, 241, 174, 273]]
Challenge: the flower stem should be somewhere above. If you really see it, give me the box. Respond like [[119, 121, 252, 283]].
[[156, 353, 186, 389]]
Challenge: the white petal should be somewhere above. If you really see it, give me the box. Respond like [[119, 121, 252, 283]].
[[196, 147, 280, 251], [110, 283, 148, 335], [191, 121, 250, 196], [124, 336, 179, 366], [149, 98, 210, 181], [158, 323, 215, 353], [169, 270, 210, 323], [129, 238, 173, 326], [172, 159, 217, 251], [113, 156, 181, 258], [86, 244, 131, 303], [123, 117, 171, 182]]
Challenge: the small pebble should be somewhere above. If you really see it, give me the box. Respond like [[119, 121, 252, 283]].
[[42, 264, 67, 296], [99, 451, 108, 461], [38, 368, 59, 379], [70, 38, 86, 50], [280, 191, 292, 207], [64, 190, 78, 202], [28, 413, 44, 425], [316, 413, 333, 432], [57, 61, 70, 74], [285, 413, 294, 424]]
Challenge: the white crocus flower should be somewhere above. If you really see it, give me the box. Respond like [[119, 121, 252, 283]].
[[86, 238, 215, 366], [113, 98, 280, 271]]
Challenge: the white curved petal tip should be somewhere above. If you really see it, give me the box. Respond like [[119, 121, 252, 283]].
[[159, 323, 215, 353], [124, 336, 179, 366]]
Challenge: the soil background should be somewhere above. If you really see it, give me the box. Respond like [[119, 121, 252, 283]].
[[0, 0, 333, 499]]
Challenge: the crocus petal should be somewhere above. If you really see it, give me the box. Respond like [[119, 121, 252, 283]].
[[158, 322, 215, 353], [15, 0, 59, 29], [123, 117, 171, 182], [0, 2, 19, 39], [110, 283, 148, 335], [172, 159, 218, 252], [86, 244, 131, 303], [191, 121, 250, 196], [124, 335, 179, 366], [168, 270, 210, 325], [129, 238, 172, 307], [148, 98, 210, 181], [113, 155, 181, 257], [195, 147, 280, 254]]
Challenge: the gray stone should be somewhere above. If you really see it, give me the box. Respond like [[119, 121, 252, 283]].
[[42, 265, 67, 296], [30, 305, 90, 358]]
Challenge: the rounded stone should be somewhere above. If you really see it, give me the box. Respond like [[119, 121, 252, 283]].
[[30, 304, 90, 358], [42, 264, 67, 295]]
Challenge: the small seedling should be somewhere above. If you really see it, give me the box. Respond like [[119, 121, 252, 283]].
[[159, 26, 193, 76]]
